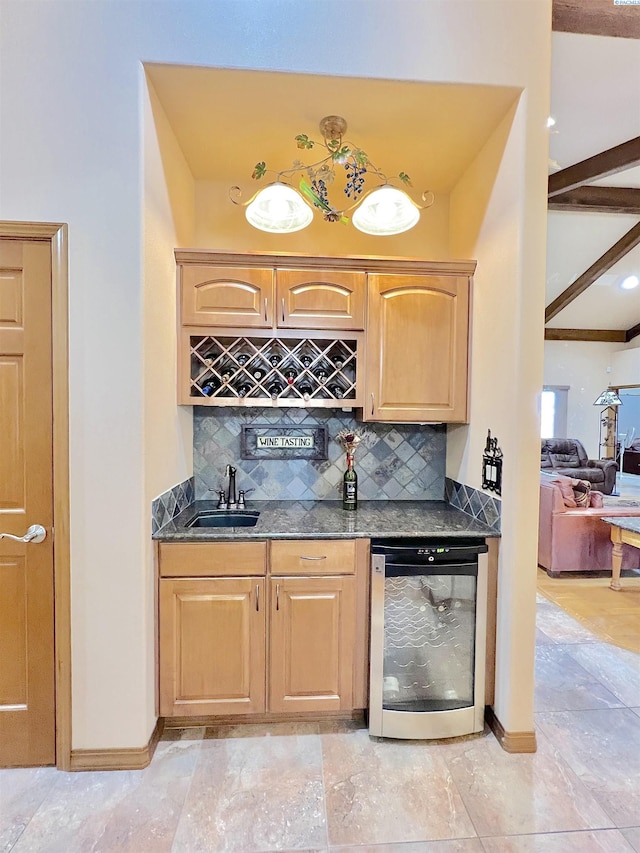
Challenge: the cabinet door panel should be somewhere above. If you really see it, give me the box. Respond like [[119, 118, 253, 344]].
[[277, 269, 365, 330], [160, 578, 265, 716], [269, 577, 355, 713], [365, 274, 469, 422], [181, 265, 274, 327]]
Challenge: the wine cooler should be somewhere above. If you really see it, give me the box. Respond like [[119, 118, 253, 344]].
[[369, 537, 488, 740]]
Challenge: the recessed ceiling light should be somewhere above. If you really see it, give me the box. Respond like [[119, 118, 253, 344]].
[[620, 275, 639, 290], [546, 116, 556, 128]]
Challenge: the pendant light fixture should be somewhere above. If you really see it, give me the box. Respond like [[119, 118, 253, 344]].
[[244, 182, 313, 234], [230, 115, 434, 236]]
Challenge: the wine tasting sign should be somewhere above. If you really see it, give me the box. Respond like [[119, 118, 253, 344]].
[[240, 425, 328, 460]]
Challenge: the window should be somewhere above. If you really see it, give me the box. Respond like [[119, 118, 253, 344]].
[[541, 386, 568, 440]]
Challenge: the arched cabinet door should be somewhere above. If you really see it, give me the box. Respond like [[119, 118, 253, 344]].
[[365, 273, 470, 423], [181, 264, 274, 328], [276, 268, 365, 330]]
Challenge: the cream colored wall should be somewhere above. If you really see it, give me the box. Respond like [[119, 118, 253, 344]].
[[449, 76, 551, 733], [142, 76, 195, 733], [543, 340, 619, 459], [0, 0, 551, 750], [611, 341, 640, 388], [194, 180, 451, 258]]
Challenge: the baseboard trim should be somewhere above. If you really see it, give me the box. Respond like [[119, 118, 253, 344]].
[[69, 717, 164, 771], [486, 706, 537, 753], [163, 710, 365, 729]]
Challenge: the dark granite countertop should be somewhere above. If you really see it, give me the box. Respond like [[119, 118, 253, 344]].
[[153, 500, 499, 541]]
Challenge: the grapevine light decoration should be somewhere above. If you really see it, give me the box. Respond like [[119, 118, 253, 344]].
[[230, 115, 434, 236]]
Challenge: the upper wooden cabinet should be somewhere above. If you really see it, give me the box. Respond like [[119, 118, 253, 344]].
[[276, 268, 365, 331], [180, 264, 274, 328], [178, 254, 365, 331], [176, 251, 475, 420], [365, 273, 470, 423]]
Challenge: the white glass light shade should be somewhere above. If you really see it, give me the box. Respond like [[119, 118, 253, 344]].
[[593, 390, 623, 407], [351, 185, 420, 236], [245, 182, 313, 233]]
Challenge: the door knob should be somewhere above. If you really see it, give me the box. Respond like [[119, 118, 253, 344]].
[[0, 524, 47, 544]]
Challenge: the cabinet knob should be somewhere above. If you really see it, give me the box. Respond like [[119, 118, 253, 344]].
[[281, 297, 285, 323], [276, 582, 280, 611], [371, 393, 375, 416], [256, 584, 260, 612], [264, 298, 268, 323]]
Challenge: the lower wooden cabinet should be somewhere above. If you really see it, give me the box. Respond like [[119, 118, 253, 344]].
[[269, 576, 356, 713], [159, 577, 266, 717], [158, 539, 368, 719]]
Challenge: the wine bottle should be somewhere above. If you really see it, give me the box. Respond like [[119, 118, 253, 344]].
[[268, 380, 284, 399], [331, 354, 345, 371], [235, 352, 250, 366], [299, 381, 313, 399], [314, 368, 328, 385], [300, 353, 313, 369], [200, 377, 220, 397], [236, 382, 252, 397], [219, 362, 234, 384], [342, 454, 357, 511], [250, 364, 266, 381], [203, 347, 219, 367], [269, 353, 283, 368], [283, 367, 298, 385], [328, 383, 345, 399]]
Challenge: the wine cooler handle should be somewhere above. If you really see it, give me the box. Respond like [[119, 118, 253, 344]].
[[281, 298, 285, 322], [264, 298, 268, 323], [371, 393, 375, 415], [256, 584, 260, 612], [276, 583, 280, 611]]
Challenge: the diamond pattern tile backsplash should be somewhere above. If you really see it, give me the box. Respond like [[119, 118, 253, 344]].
[[151, 476, 194, 534], [445, 477, 501, 532], [194, 408, 446, 501]]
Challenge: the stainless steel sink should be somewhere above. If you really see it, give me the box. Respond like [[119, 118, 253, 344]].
[[187, 510, 260, 528]]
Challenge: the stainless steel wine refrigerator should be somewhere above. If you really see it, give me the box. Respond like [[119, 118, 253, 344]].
[[369, 538, 489, 740]]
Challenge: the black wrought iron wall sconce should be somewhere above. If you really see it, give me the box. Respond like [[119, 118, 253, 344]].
[[482, 429, 503, 496]]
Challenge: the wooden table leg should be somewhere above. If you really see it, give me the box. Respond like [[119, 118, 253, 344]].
[[610, 527, 623, 591]]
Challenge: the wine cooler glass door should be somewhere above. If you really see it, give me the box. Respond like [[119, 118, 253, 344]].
[[383, 569, 477, 713], [369, 543, 488, 741]]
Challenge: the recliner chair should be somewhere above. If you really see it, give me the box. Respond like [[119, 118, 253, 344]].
[[540, 438, 618, 494]]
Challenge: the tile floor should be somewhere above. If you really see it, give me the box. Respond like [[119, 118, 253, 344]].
[[2, 590, 639, 852]]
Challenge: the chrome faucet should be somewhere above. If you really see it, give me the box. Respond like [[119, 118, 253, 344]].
[[225, 465, 237, 509], [212, 466, 252, 510]]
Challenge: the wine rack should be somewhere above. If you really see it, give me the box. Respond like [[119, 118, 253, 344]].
[[185, 334, 362, 407]]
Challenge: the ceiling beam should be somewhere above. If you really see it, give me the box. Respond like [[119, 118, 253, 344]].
[[548, 186, 640, 215], [627, 322, 640, 342], [545, 328, 627, 343], [553, 0, 640, 39], [548, 137, 640, 198], [545, 221, 640, 322]]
